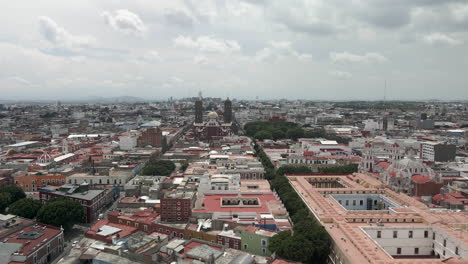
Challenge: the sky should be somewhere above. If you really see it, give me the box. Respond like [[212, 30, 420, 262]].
[[1, 0, 468, 101]]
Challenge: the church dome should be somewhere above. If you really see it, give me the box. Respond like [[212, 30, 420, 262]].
[[207, 111, 218, 119]]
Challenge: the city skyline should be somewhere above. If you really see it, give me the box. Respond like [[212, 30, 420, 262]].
[[1, 0, 468, 100]]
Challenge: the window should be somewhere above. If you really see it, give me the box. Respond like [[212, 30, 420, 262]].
[[443, 239, 446, 247], [360, 200, 363, 206], [424, 231, 428, 238], [377, 231, 381, 238], [456, 247, 459, 255], [393, 231, 398, 238], [409, 231, 413, 238], [261, 239, 267, 246], [433, 233, 435, 240], [144, 225, 148, 231], [414, 248, 419, 254], [244, 244, 248, 250], [397, 248, 401, 254], [353, 200, 356, 206], [262, 248, 267, 255], [345, 200, 349, 206]]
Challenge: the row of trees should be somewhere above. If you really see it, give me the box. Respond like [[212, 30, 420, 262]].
[[254, 144, 331, 263], [318, 163, 358, 174], [254, 142, 360, 263], [244, 121, 350, 143], [0, 185, 84, 231], [141, 160, 176, 176]]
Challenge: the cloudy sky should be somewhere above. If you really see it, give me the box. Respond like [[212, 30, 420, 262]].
[[1, 0, 468, 100]]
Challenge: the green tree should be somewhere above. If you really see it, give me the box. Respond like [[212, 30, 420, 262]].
[[0, 186, 26, 204], [268, 230, 293, 257], [271, 129, 286, 140], [8, 198, 43, 219], [36, 199, 84, 231], [319, 164, 358, 174], [286, 127, 305, 141], [0, 192, 12, 213], [142, 160, 176, 176], [254, 144, 331, 264], [254, 130, 272, 141], [180, 160, 189, 172]]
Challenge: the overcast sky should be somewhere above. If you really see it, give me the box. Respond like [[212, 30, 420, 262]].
[[1, 0, 468, 101]]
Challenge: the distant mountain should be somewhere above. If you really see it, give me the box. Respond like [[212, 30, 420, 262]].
[[76, 96, 150, 103], [0, 96, 151, 104]]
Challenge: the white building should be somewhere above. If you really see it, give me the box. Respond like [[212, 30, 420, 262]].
[[119, 133, 139, 151]]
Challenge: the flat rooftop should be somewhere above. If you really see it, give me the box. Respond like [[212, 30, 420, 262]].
[[287, 173, 468, 264]]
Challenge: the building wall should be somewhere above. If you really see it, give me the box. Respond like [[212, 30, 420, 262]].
[[240, 231, 271, 256], [138, 128, 162, 148], [39, 189, 114, 223], [15, 174, 66, 192], [412, 181, 443, 196], [160, 198, 192, 223], [67, 174, 129, 186], [363, 226, 433, 257], [363, 225, 468, 259], [433, 144, 456, 162], [152, 223, 186, 239], [217, 234, 241, 250], [433, 226, 468, 258], [184, 229, 217, 244], [331, 194, 399, 211], [24, 229, 64, 264]]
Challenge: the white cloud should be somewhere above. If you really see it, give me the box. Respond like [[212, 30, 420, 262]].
[[330, 52, 388, 63], [3, 76, 32, 86], [174, 35, 241, 53], [102, 10, 147, 35], [329, 71, 352, 79], [38, 16, 95, 50], [255, 41, 312, 62], [193, 55, 209, 64], [137, 50, 162, 62], [423, 33, 462, 45], [452, 4, 468, 23], [163, 9, 195, 27]]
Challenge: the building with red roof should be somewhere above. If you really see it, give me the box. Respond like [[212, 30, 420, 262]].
[[0, 222, 64, 264], [412, 174, 444, 197], [85, 219, 137, 244], [432, 193, 468, 210]]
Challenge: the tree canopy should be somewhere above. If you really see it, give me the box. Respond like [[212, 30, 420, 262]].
[[253, 144, 331, 263], [0, 185, 26, 203], [318, 163, 358, 174], [141, 160, 176, 176], [8, 198, 43, 219], [180, 160, 189, 172], [36, 199, 84, 231], [0, 192, 12, 213], [244, 121, 350, 143]]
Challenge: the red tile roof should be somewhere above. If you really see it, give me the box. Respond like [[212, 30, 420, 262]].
[[193, 194, 278, 214], [86, 219, 137, 243], [411, 174, 433, 184], [2, 223, 62, 257], [376, 161, 391, 169]]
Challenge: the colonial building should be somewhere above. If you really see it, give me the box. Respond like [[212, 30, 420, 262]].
[[39, 183, 118, 223], [193, 97, 234, 141], [0, 216, 64, 264]]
